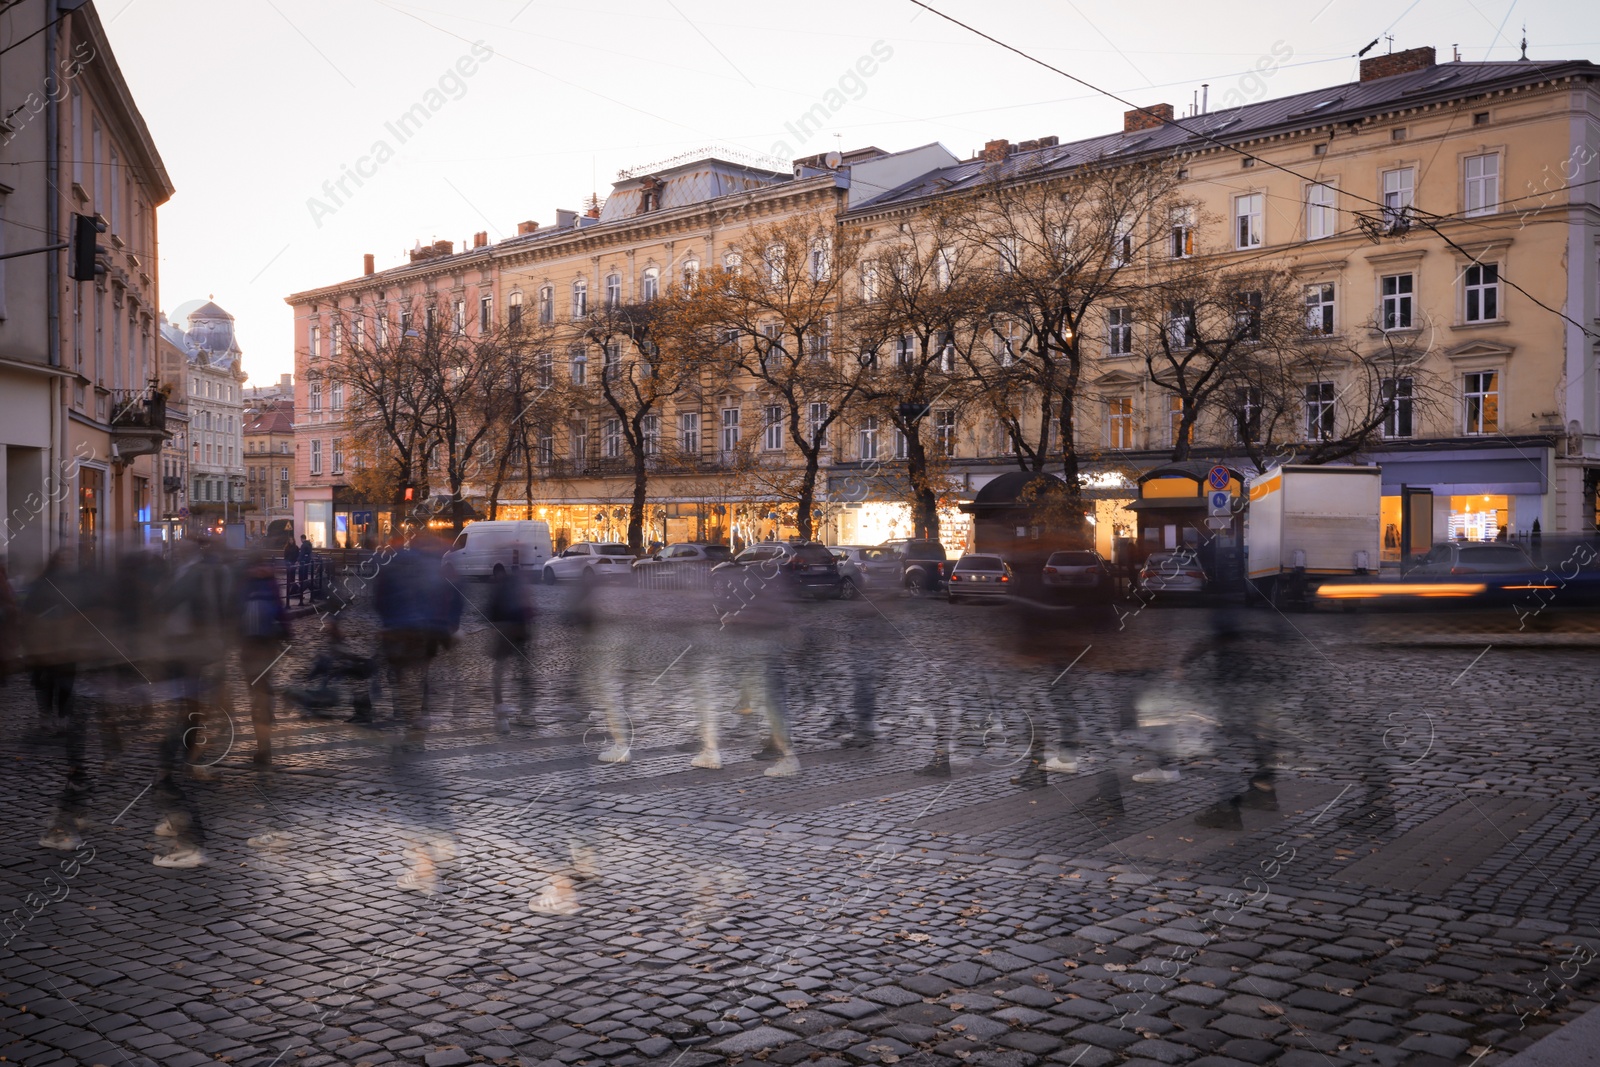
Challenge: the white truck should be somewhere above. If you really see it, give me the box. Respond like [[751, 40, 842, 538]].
[[1245, 465, 1382, 605]]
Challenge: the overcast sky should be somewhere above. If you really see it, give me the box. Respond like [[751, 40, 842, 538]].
[[99, 0, 1598, 386]]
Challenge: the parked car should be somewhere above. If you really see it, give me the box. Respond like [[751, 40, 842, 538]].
[[1136, 551, 1207, 596], [1042, 549, 1114, 600], [947, 554, 1014, 603], [541, 542, 634, 583], [710, 541, 844, 606], [632, 542, 732, 591], [882, 538, 950, 595], [632, 542, 732, 568], [831, 545, 901, 596], [443, 520, 554, 580]]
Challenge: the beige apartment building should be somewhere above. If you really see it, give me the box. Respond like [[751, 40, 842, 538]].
[[287, 47, 1600, 558], [0, 0, 172, 575], [244, 399, 294, 542]]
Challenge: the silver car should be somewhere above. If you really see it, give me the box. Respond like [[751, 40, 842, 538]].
[[1137, 551, 1207, 595], [541, 542, 634, 583], [831, 545, 901, 597], [947, 554, 1014, 603]]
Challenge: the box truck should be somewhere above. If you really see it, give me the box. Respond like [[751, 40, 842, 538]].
[[1246, 465, 1382, 605]]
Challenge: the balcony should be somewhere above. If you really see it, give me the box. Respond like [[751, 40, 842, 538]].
[[109, 385, 170, 460]]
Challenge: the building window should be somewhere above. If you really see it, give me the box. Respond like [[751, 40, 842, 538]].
[[1234, 193, 1263, 248], [330, 382, 344, 410], [642, 414, 660, 456], [602, 342, 621, 380], [1168, 395, 1186, 448], [425, 305, 437, 334], [859, 416, 878, 461], [1465, 371, 1499, 434], [571, 278, 587, 318], [569, 345, 587, 385], [452, 299, 465, 334], [332, 438, 344, 474], [894, 335, 913, 366], [894, 426, 908, 459], [537, 432, 554, 465], [1168, 300, 1194, 348], [1107, 397, 1134, 449], [309, 324, 321, 361], [480, 295, 493, 331], [507, 291, 523, 328], [1235, 388, 1260, 441], [1381, 273, 1414, 330], [1170, 210, 1194, 259], [808, 402, 829, 447], [538, 286, 554, 324], [1110, 224, 1132, 267], [998, 235, 1020, 273], [1382, 167, 1414, 227], [679, 412, 700, 455], [809, 239, 831, 282], [309, 379, 322, 412], [603, 418, 622, 459], [937, 333, 956, 373], [808, 322, 832, 362], [1464, 262, 1500, 322], [1235, 291, 1263, 341], [683, 259, 699, 289], [535, 350, 553, 388], [605, 273, 621, 307], [641, 267, 660, 302], [1381, 377, 1413, 438], [310, 439, 323, 475], [1305, 381, 1336, 440], [763, 404, 784, 451], [570, 420, 588, 468], [720, 407, 741, 453], [400, 309, 413, 336], [1305, 283, 1335, 335], [934, 410, 956, 456], [1306, 182, 1336, 240], [1464, 153, 1499, 216]]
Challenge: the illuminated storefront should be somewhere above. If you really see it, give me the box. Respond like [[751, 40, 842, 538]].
[[1371, 440, 1552, 562]]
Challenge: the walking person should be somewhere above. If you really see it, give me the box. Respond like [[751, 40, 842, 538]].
[[26, 549, 95, 851], [282, 537, 299, 604], [297, 535, 313, 605], [238, 557, 290, 768], [487, 565, 535, 734]]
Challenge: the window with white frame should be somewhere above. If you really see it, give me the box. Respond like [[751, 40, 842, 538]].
[[538, 286, 553, 324], [1234, 193, 1264, 248], [1382, 167, 1414, 227], [1306, 182, 1336, 240], [809, 239, 831, 282], [571, 278, 587, 318], [332, 438, 344, 475], [993, 420, 1016, 456], [808, 321, 831, 362], [480, 294, 493, 331], [1168, 395, 1186, 449], [309, 324, 320, 360], [720, 407, 741, 453], [603, 418, 622, 459], [352, 314, 366, 349], [894, 335, 913, 366], [763, 404, 784, 450], [602, 342, 621, 380], [935, 246, 954, 288], [1381, 376, 1413, 438], [1235, 386, 1261, 442], [605, 273, 621, 307], [376, 311, 390, 346], [860, 264, 879, 303], [1110, 221, 1133, 266], [309, 378, 322, 412], [894, 426, 908, 459], [998, 234, 1020, 273], [330, 321, 342, 356], [679, 411, 700, 455], [310, 439, 322, 475], [937, 332, 956, 372], [1381, 273, 1414, 330], [1464, 262, 1500, 322], [1305, 283, 1335, 335], [1168, 300, 1195, 348], [683, 259, 699, 289], [934, 409, 956, 455], [570, 420, 588, 467], [569, 345, 587, 385], [400, 309, 413, 336], [1170, 209, 1194, 258], [537, 431, 554, 465], [1107, 397, 1134, 449], [1305, 381, 1336, 440], [993, 320, 1020, 365], [535, 350, 553, 388], [330, 381, 344, 410], [1108, 307, 1133, 355], [641, 267, 659, 302], [453, 299, 465, 333], [809, 402, 829, 447], [1464, 371, 1498, 434], [507, 292, 522, 328], [1235, 290, 1263, 341], [1464, 153, 1500, 217], [642, 414, 660, 455], [859, 344, 880, 371], [723, 252, 741, 275], [765, 243, 785, 286], [859, 416, 878, 461]]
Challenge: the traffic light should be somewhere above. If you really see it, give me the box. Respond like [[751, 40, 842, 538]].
[[70, 213, 106, 283]]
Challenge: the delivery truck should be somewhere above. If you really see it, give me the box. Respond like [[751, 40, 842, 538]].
[[1245, 465, 1382, 605]]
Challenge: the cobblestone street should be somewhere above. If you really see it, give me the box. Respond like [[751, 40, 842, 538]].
[[4, 582, 1600, 1067]]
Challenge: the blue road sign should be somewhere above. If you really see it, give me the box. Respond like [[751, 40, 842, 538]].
[[1207, 465, 1230, 490]]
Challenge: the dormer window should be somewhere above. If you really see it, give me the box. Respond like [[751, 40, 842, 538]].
[[639, 176, 665, 213]]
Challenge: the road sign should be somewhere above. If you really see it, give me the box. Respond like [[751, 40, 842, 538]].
[[178, 507, 190, 518], [1205, 517, 1233, 530], [1207, 465, 1230, 490], [1208, 490, 1231, 517]]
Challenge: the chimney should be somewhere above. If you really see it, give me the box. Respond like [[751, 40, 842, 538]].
[[1360, 45, 1436, 82], [555, 209, 578, 230], [432, 239, 453, 256], [1124, 103, 1174, 133], [362, 253, 375, 276], [1038, 135, 1059, 148], [516, 220, 538, 235], [983, 138, 1012, 163], [472, 231, 488, 249]]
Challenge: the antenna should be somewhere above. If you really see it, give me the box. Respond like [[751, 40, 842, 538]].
[[1520, 23, 1528, 60], [1384, 33, 1395, 54]]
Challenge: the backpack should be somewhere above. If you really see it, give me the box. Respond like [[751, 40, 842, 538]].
[[242, 580, 286, 640]]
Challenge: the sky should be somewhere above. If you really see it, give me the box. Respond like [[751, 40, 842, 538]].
[[97, 0, 1600, 387]]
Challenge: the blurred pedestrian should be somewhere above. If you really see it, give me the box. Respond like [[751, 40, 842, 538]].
[[297, 535, 313, 605], [25, 549, 95, 851], [487, 565, 535, 733], [238, 557, 290, 767]]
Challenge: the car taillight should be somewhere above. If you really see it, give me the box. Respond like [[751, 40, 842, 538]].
[[1044, 567, 1057, 574], [1450, 566, 1476, 575], [937, 562, 946, 575], [951, 574, 961, 581], [999, 575, 1009, 582]]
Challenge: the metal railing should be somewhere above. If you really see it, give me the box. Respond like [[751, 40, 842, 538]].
[[633, 559, 715, 591]]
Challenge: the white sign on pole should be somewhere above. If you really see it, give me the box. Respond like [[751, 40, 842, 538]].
[[1205, 517, 1233, 530], [1208, 490, 1231, 517]]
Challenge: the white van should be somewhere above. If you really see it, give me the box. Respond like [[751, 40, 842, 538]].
[[442, 520, 554, 580]]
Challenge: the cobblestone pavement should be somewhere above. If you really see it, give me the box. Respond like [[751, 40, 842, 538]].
[[4, 579, 1600, 1067]]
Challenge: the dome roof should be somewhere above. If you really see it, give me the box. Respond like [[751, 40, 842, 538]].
[[175, 299, 243, 370], [971, 471, 1068, 509], [189, 300, 234, 322]]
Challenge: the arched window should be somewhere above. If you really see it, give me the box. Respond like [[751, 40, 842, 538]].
[[538, 286, 554, 324], [640, 267, 660, 302], [571, 278, 588, 318], [507, 290, 523, 327], [682, 259, 699, 290], [605, 273, 621, 307]]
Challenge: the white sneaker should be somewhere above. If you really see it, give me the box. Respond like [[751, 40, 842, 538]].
[[764, 755, 800, 778], [154, 816, 179, 838], [1132, 767, 1181, 783], [494, 705, 513, 735], [530, 879, 580, 915], [247, 830, 291, 848], [396, 870, 437, 893], [597, 744, 630, 764], [39, 827, 82, 851], [691, 747, 723, 770], [1043, 756, 1078, 773], [153, 847, 206, 869]]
